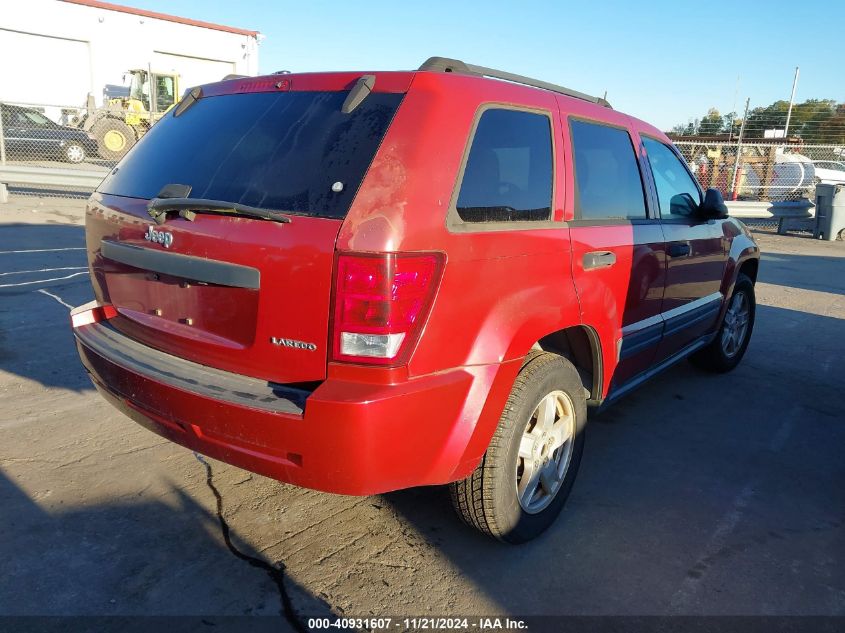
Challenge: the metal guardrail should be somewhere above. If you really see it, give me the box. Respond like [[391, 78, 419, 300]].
[[726, 200, 814, 219], [727, 200, 816, 235], [0, 164, 107, 189], [0, 164, 108, 201]]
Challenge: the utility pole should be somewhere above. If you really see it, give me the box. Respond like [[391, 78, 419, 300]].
[[0, 110, 6, 202], [729, 75, 740, 141], [783, 66, 800, 139], [0, 112, 6, 165], [730, 97, 751, 200]]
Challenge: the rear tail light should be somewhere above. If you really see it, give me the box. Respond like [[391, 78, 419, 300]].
[[331, 252, 444, 365]]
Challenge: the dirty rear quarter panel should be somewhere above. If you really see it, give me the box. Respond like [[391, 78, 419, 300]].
[[336, 72, 583, 479], [338, 72, 581, 376]]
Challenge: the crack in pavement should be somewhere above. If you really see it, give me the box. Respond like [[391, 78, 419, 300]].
[[193, 452, 307, 632]]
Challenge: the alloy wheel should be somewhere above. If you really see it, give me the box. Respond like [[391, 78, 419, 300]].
[[721, 290, 750, 358], [516, 390, 576, 514]]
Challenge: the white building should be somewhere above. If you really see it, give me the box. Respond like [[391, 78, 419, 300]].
[[1, 0, 261, 119]]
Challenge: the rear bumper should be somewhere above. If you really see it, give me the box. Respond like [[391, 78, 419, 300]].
[[74, 316, 498, 495]]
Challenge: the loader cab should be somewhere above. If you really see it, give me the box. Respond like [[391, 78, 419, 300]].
[[125, 70, 179, 116]]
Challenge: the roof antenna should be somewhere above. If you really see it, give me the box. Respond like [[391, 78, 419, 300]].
[[341, 75, 375, 114]]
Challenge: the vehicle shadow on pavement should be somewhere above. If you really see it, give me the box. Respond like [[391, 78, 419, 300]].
[[0, 223, 94, 392], [378, 300, 844, 615], [759, 250, 845, 296], [0, 467, 328, 629]]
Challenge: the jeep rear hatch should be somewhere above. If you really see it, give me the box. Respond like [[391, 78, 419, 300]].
[[87, 75, 407, 384]]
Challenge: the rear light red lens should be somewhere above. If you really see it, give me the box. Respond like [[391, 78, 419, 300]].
[[332, 252, 444, 365], [70, 302, 117, 328]]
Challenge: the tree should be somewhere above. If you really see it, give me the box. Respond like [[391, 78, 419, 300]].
[[818, 104, 845, 144], [698, 108, 723, 135], [722, 112, 739, 136], [743, 99, 836, 141], [671, 120, 698, 136], [743, 100, 789, 139], [790, 99, 838, 142], [671, 99, 843, 142]]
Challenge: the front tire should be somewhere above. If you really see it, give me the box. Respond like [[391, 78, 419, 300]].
[[690, 273, 755, 372], [64, 143, 86, 164], [450, 351, 587, 543], [93, 119, 136, 160]]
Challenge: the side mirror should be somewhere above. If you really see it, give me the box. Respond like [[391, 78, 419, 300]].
[[698, 188, 729, 219]]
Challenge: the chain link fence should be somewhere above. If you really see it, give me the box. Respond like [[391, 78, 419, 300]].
[[674, 140, 845, 203], [4, 99, 844, 207], [0, 99, 148, 199]]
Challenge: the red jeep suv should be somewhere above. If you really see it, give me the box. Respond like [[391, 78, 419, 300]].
[[72, 57, 760, 542]]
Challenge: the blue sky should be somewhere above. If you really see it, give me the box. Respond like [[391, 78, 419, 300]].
[[138, 0, 844, 130]]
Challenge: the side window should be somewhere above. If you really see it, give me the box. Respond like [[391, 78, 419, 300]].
[[642, 138, 702, 218], [456, 108, 553, 223], [22, 111, 50, 127], [155, 75, 176, 112], [570, 119, 647, 220]]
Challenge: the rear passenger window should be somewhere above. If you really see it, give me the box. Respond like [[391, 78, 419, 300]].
[[456, 108, 553, 223], [642, 137, 702, 217], [570, 119, 647, 220]]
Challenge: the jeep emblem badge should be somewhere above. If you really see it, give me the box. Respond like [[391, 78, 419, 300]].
[[270, 337, 317, 351], [144, 225, 173, 248]]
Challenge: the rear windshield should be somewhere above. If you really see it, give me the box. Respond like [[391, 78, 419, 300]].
[[97, 90, 403, 219]]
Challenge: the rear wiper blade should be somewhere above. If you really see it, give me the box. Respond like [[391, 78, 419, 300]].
[[147, 198, 292, 225]]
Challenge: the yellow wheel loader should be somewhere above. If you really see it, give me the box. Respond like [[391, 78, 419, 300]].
[[81, 69, 179, 160]]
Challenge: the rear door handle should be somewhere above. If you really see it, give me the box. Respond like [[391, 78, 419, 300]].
[[668, 242, 691, 258], [583, 251, 616, 270]]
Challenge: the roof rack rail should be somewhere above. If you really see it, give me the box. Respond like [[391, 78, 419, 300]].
[[418, 56, 611, 108]]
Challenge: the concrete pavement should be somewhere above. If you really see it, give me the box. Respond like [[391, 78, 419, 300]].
[[1, 196, 843, 626]]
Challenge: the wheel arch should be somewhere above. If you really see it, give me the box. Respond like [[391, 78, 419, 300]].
[[532, 324, 604, 404], [448, 322, 605, 483], [721, 225, 760, 300], [738, 257, 759, 284]]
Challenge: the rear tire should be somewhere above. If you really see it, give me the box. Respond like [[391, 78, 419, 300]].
[[93, 119, 136, 160], [450, 351, 587, 543], [690, 273, 755, 372]]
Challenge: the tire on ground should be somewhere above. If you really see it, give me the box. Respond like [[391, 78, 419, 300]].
[[690, 273, 756, 373], [450, 350, 587, 543], [92, 118, 136, 161]]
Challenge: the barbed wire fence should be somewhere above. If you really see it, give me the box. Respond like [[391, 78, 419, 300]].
[[672, 98, 845, 144]]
